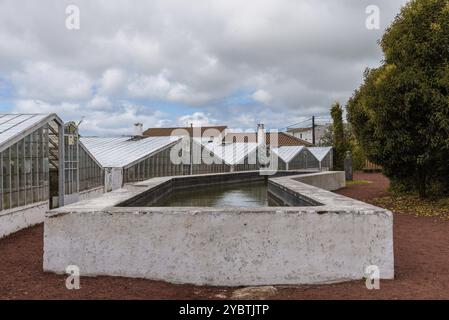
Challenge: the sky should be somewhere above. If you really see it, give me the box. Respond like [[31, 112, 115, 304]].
[[0, 0, 408, 136]]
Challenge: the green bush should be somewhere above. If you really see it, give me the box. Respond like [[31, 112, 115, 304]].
[[347, 0, 449, 198]]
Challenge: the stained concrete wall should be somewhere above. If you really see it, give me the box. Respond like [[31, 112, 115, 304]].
[[44, 171, 394, 286], [79, 186, 105, 201], [1, 201, 48, 239], [63, 193, 80, 206], [294, 171, 345, 191]]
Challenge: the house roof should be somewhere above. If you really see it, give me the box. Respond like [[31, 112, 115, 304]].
[[0, 113, 62, 153], [271, 146, 305, 163], [143, 126, 227, 137], [308, 147, 332, 161], [198, 139, 259, 166], [223, 132, 312, 147], [80, 136, 182, 168]]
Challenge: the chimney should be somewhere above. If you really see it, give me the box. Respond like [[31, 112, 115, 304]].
[[257, 123, 265, 145], [134, 123, 143, 136]]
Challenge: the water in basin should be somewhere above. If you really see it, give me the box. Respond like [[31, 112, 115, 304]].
[[151, 181, 284, 207]]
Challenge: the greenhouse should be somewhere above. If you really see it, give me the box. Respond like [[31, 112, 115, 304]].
[[81, 136, 187, 190], [200, 140, 261, 172], [308, 147, 333, 171], [62, 122, 106, 203], [0, 115, 335, 240], [80, 135, 234, 189], [78, 141, 104, 198], [190, 139, 231, 174], [272, 146, 319, 171], [0, 113, 65, 238]]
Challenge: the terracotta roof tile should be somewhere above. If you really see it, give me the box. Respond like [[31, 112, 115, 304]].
[[223, 132, 312, 147], [143, 126, 227, 137]]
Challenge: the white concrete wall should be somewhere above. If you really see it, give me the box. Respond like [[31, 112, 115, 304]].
[[63, 193, 80, 206], [79, 186, 105, 201], [44, 206, 393, 286], [44, 171, 393, 286], [0, 201, 48, 238], [60, 187, 105, 207], [295, 171, 345, 191]]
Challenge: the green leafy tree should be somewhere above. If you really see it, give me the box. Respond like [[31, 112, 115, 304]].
[[331, 102, 347, 170], [321, 122, 366, 170], [347, 0, 449, 197], [320, 123, 366, 170]]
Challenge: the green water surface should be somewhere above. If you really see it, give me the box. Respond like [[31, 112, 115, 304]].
[[151, 181, 284, 207]]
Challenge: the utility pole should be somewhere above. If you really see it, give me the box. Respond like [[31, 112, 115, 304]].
[[312, 116, 316, 146]]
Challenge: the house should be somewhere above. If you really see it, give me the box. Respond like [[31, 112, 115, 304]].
[[286, 123, 331, 145], [223, 132, 312, 147], [143, 125, 227, 139]]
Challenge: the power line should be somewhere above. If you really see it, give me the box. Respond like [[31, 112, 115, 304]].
[[285, 117, 313, 128], [278, 115, 333, 133]]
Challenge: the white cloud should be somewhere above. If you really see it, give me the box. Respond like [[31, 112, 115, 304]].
[[177, 112, 218, 127], [167, 83, 212, 105], [14, 99, 81, 115], [92, 29, 161, 72], [87, 95, 112, 109], [12, 99, 168, 136], [10, 62, 93, 102], [98, 68, 126, 95], [0, 0, 409, 134], [252, 89, 272, 104], [79, 104, 169, 136], [127, 71, 211, 104], [127, 72, 171, 98]]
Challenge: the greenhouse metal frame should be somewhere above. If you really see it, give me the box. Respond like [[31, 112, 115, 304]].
[[78, 141, 104, 194], [0, 114, 65, 211], [308, 147, 333, 171], [199, 140, 260, 172], [272, 146, 332, 171], [0, 114, 66, 238]]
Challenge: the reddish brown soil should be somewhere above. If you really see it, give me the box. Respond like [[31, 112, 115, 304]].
[[1, 172, 449, 300]]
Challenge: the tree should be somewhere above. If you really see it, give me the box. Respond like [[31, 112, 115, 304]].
[[347, 0, 449, 198], [319, 125, 333, 147], [330, 102, 347, 170], [320, 122, 366, 170]]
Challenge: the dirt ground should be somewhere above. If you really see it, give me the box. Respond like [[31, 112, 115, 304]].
[[1, 172, 449, 300]]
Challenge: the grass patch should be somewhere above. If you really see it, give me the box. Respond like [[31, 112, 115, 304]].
[[346, 180, 373, 186], [372, 194, 449, 220]]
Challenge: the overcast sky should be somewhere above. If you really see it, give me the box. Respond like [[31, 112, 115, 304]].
[[0, 0, 408, 135]]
